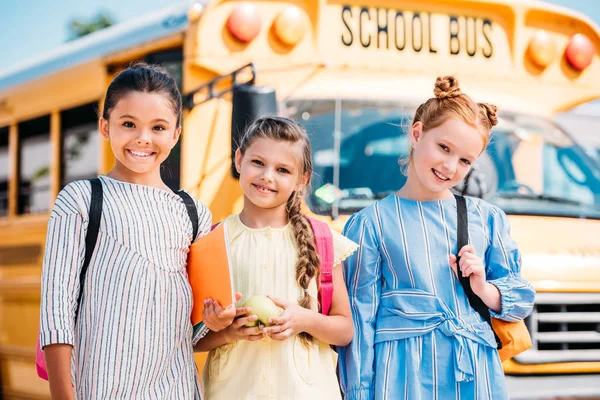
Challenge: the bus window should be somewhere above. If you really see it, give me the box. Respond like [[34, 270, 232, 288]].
[[287, 99, 412, 215], [146, 49, 183, 191], [0, 126, 8, 217], [288, 99, 600, 219], [61, 103, 99, 187], [18, 115, 51, 214]]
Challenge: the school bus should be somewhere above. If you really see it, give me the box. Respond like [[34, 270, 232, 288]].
[[1, 0, 600, 397]]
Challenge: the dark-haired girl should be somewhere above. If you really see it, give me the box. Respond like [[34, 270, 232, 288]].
[[39, 63, 217, 399]]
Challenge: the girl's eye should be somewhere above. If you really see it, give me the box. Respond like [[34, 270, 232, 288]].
[[461, 159, 472, 165], [123, 121, 135, 128], [153, 125, 166, 131], [278, 168, 290, 174], [252, 160, 264, 166], [439, 144, 449, 152]]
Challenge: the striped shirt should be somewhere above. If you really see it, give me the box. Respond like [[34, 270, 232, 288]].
[[39, 175, 212, 399], [338, 195, 535, 400]]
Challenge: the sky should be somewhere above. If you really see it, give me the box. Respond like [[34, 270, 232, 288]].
[[0, 0, 598, 72]]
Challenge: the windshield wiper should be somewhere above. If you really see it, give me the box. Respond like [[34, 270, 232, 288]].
[[494, 192, 585, 206]]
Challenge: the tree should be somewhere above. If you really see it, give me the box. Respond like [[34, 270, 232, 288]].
[[67, 11, 114, 40]]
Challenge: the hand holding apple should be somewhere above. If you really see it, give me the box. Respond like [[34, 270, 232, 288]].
[[260, 296, 311, 341]]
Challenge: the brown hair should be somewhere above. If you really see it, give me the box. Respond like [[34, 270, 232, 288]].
[[238, 116, 319, 346], [102, 62, 183, 127], [408, 76, 498, 162]]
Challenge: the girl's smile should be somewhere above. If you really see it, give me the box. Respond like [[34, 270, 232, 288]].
[[127, 149, 156, 158], [432, 168, 450, 182], [252, 183, 277, 194]]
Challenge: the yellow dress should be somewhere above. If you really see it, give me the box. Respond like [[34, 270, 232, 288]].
[[201, 214, 358, 400]]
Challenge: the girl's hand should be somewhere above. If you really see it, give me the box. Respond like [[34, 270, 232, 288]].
[[261, 296, 311, 341], [223, 309, 265, 343], [203, 292, 244, 332], [449, 245, 487, 296]]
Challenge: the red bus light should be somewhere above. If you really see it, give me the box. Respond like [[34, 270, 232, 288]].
[[565, 34, 595, 71], [227, 3, 261, 43]]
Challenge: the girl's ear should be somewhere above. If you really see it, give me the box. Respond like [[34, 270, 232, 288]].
[[172, 126, 182, 146], [234, 149, 243, 174], [410, 121, 423, 146], [294, 171, 309, 194], [300, 171, 309, 187], [99, 118, 110, 141]]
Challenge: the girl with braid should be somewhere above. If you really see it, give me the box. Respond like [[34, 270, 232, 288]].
[[196, 116, 358, 399]]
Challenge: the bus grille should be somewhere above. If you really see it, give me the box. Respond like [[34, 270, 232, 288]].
[[514, 292, 600, 364]]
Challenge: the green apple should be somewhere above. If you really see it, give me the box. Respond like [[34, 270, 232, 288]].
[[244, 319, 259, 328], [243, 295, 282, 327]]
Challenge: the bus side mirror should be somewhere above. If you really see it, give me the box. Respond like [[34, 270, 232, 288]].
[[231, 85, 278, 178]]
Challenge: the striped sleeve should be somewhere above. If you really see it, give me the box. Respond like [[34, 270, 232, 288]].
[[192, 197, 212, 242], [39, 181, 91, 348], [485, 206, 536, 322], [337, 212, 382, 400], [191, 322, 210, 346]]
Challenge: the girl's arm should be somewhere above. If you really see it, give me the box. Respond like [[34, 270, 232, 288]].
[[303, 263, 354, 345], [193, 329, 231, 352], [485, 207, 536, 321], [337, 214, 381, 400], [44, 344, 75, 400], [263, 264, 353, 346], [40, 182, 91, 396]]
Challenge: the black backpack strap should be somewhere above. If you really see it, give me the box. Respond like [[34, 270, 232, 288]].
[[177, 190, 199, 242], [75, 178, 103, 322], [454, 194, 502, 349]]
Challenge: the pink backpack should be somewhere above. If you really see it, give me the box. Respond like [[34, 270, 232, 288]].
[[306, 216, 334, 315]]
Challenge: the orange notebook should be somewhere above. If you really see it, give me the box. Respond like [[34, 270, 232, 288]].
[[187, 223, 236, 337]]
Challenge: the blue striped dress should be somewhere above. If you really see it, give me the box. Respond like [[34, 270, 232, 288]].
[[337, 195, 535, 400], [39, 175, 212, 399]]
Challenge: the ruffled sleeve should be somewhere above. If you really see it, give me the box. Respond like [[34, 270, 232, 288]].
[[331, 228, 358, 266], [485, 206, 536, 322]]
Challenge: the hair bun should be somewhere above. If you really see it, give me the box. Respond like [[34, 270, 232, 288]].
[[434, 76, 462, 99], [478, 102, 498, 127]]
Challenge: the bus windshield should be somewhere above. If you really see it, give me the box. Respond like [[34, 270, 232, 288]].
[[285, 99, 600, 219]]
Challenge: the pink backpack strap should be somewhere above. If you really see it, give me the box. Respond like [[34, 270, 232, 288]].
[[306, 216, 334, 315]]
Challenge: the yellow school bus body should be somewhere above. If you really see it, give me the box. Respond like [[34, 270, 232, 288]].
[[1, 0, 600, 397]]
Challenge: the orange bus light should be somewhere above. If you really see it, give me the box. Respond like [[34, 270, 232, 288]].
[[565, 33, 595, 71], [273, 6, 307, 46], [528, 30, 556, 68], [227, 3, 262, 43]]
